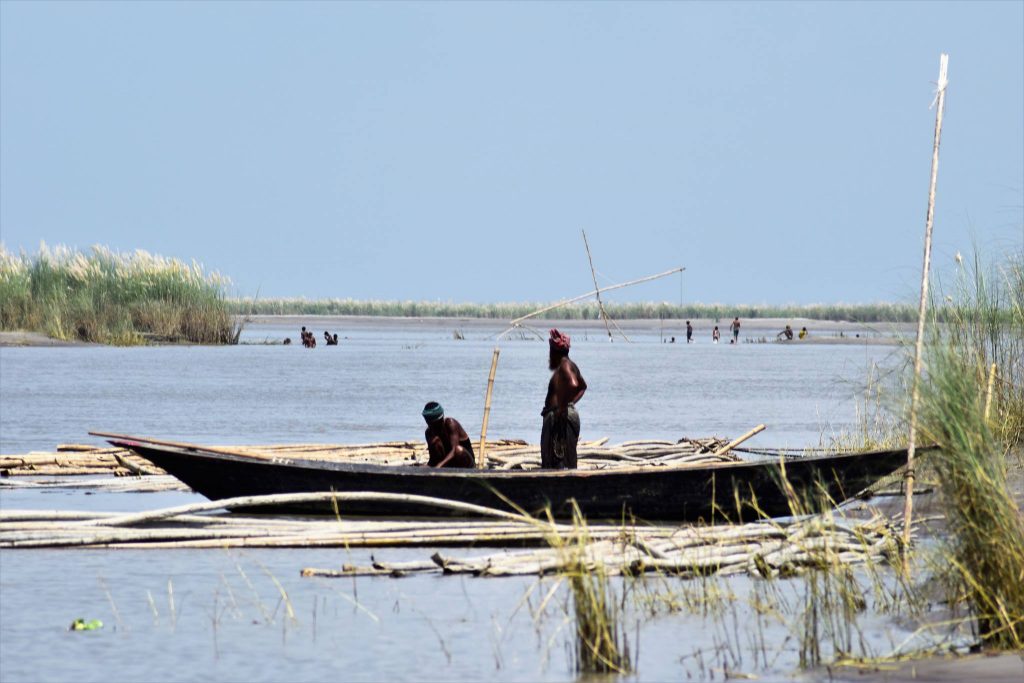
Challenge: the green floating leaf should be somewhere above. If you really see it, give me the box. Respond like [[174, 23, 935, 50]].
[[69, 618, 103, 631]]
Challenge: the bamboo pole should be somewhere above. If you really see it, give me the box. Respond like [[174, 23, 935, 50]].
[[71, 491, 535, 528], [904, 53, 949, 563], [88, 431, 277, 460], [478, 347, 501, 468], [582, 230, 629, 342], [506, 267, 684, 327], [713, 424, 766, 456], [983, 362, 997, 421]]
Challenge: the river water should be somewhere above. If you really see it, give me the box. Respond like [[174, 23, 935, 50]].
[[1, 317, 920, 682]]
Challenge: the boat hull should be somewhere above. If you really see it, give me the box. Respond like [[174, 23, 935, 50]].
[[111, 438, 914, 522]]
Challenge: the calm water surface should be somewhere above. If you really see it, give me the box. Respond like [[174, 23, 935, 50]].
[[1, 317, 901, 452], [1, 318, 910, 682]]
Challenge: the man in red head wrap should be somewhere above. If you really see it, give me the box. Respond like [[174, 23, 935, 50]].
[[541, 328, 587, 469]]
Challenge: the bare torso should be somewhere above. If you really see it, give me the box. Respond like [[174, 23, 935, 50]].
[[544, 357, 586, 415]]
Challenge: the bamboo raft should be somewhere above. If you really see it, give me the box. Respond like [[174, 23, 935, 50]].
[[0, 491, 908, 580], [304, 514, 903, 579], [0, 436, 736, 478]]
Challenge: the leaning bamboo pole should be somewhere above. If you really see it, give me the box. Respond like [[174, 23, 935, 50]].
[[478, 347, 501, 468], [904, 53, 949, 563], [582, 230, 629, 342], [713, 424, 766, 456], [504, 266, 685, 328]]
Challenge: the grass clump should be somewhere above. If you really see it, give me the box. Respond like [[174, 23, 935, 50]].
[[914, 248, 1024, 649], [0, 243, 240, 345], [933, 250, 1024, 445], [917, 345, 1024, 649], [545, 506, 633, 675]]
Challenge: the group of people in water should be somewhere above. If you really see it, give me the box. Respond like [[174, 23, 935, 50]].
[[285, 326, 340, 347], [668, 318, 809, 344], [777, 325, 809, 341], [423, 328, 586, 471]]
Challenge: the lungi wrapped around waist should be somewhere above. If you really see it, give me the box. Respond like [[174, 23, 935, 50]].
[[541, 404, 580, 470]]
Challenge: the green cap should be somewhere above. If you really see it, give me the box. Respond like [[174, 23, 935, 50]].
[[422, 402, 444, 422]]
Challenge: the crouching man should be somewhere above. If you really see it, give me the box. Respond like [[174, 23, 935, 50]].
[[422, 401, 476, 468]]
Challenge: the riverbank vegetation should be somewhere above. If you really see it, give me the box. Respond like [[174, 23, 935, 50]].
[[0, 244, 239, 345], [915, 249, 1024, 648], [229, 297, 919, 322]]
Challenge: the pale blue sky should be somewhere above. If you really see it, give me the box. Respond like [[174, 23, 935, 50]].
[[1, 1, 1021, 305]]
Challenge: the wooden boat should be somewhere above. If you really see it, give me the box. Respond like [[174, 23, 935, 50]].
[[104, 434, 918, 522]]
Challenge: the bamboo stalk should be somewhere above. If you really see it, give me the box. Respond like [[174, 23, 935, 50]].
[[983, 362, 997, 421], [506, 267, 685, 326], [713, 424, 766, 455], [582, 230, 627, 342], [904, 53, 950, 565], [478, 347, 501, 468]]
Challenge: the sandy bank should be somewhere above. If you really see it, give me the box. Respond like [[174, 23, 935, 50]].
[[0, 331, 97, 348], [821, 651, 1024, 682]]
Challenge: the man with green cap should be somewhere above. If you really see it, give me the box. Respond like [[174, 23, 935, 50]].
[[422, 401, 476, 468]]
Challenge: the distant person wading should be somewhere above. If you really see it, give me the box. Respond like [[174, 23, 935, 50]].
[[541, 329, 587, 470]]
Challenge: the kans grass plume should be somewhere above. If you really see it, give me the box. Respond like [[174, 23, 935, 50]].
[[0, 243, 239, 345]]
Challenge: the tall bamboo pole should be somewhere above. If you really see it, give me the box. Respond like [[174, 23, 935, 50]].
[[582, 230, 627, 342], [903, 53, 949, 561], [478, 348, 501, 468]]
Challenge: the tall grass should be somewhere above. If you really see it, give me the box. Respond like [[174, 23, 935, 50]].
[[545, 506, 633, 674], [229, 297, 919, 322], [880, 246, 1024, 650], [932, 249, 1024, 444], [0, 243, 239, 345]]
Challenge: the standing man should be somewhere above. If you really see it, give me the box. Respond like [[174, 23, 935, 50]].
[[422, 402, 476, 468], [541, 329, 587, 469], [730, 317, 741, 344], [685, 321, 693, 343]]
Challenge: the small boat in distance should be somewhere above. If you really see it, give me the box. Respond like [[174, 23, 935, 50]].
[[100, 434, 919, 522]]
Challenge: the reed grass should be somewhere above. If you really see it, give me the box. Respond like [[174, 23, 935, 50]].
[[229, 297, 919, 322], [916, 342, 1024, 649], [0, 243, 240, 345], [932, 248, 1024, 445], [544, 505, 633, 674]]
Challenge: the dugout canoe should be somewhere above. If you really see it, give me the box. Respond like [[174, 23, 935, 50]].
[[103, 435, 920, 522]]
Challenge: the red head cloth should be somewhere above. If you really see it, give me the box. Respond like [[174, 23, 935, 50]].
[[549, 328, 571, 352]]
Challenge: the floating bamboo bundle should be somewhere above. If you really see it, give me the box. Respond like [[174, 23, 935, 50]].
[[0, 436, 736, 477], [301, 515, 905, 580], [1, 490, 909, 583], [0, 475, 189, 493]]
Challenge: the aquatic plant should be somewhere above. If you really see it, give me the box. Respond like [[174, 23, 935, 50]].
[[0, 243, 240, 345], [543, 505, 633, 674]]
